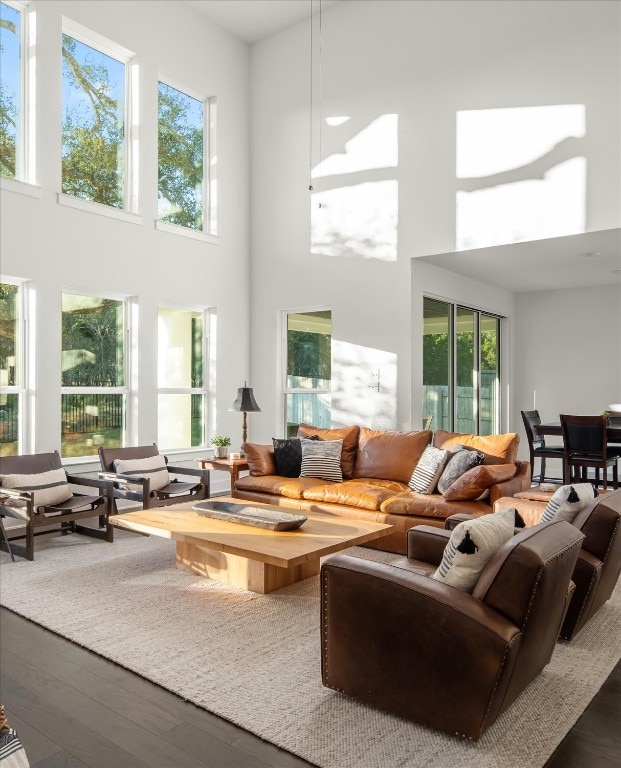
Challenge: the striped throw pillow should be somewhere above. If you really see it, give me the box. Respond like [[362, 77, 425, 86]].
[[299, 438, 343, 483], [113, 455, 170, 491], [1, 468, 73, 510], [540, 483, 597, 524], [408, 446, 448, 494]]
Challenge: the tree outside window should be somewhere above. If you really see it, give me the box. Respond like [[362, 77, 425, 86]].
[[0, 2, 22, 179], [61, 33, 126, 208], [0, 282, 22, 456], [158, 82, 205, 231]]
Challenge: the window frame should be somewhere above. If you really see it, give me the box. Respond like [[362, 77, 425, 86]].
[[281, 307, 332, 436], [0, 276, 29, 455], [423, 295, 502, 436], [60, 288, 131, 458], [156, 303, 210, 451], [60, 18, 137, 214], [156, 74, 217, 238]]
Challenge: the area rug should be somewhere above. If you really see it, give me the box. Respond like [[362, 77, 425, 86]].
[[1, 532, 620, 768]]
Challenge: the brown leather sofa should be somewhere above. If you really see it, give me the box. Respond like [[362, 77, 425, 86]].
[[491, 489, 621, 640], [320, 520, 584, 740], [234, 424, 531, 554]]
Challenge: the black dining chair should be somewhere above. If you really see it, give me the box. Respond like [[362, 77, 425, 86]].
[[560, 414, 621, 490], [521, 410, 566, 484]]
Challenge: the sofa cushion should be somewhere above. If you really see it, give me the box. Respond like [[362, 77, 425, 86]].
[[298, 424, 359, 479], [300, 439, 343, 482], [431, 507, 518, 592], [442, 463, 518, 501], [437, 449, 485, 495], [234, 474, 329, 500], [243, 443, 277, 476], [408, 446, 449, 493], [113, 455, 170, 491], [272, 438, 302, 477], [433, 430, 519, 465], [540, 483, 598, 524], [1, 468, 72, 509], [353, 428, 432, 484], [380, 491, 490, 520], [302, 479, 407, 511]]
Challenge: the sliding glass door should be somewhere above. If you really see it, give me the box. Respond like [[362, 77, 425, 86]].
[[423, 298, 501, 435]]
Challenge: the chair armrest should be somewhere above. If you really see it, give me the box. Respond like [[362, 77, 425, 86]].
[[66, 474, 114, 496], [166, 465, 207, 478], [406, 525, 451, 564], [444, 512, 477, 530], [98, 471, 149, 497], [489, 462, 531, 505], [0, 487, 32, 502]]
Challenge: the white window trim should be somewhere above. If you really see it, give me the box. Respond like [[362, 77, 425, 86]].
[[157, 305, 210, 451], [60, 289, 132, 456], [156, 78, 217, 237], [57, 193, 143, 224], [1, 177, 41, 197], [60, 19, 138, 215]]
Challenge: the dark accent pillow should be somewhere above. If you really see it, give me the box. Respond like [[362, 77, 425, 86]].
[[272, 438, 303, 477], [437, 449, 484, 496]]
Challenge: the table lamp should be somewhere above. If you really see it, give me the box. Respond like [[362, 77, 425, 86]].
[[229, 382, 261, 450]]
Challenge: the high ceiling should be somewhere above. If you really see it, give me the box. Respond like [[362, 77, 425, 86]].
[[187, 0, 339, 45]]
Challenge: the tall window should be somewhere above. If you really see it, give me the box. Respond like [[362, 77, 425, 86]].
[[61, 28, 129, 208], [0, 280, 25, 456], [0, 1, 23, 179], [423, 297, 501, 436], [283, 310, 332, 437], [157, 306, 207, 449], [61, 293, 127, 458], [158, 81, 215, 232]]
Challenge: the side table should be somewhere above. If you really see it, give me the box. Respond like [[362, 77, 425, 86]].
[[198, 457, 250, 496]]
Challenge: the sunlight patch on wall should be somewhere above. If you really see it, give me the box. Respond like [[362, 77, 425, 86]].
[[311, 114, 398, 261], [456, 105, 586, 250], [331, 339, 397, 429]]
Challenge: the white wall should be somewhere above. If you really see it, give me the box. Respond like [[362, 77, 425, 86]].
[[513, 284, 621, 463], [0, 0, 250, 476], [248, 0, 620, 443]]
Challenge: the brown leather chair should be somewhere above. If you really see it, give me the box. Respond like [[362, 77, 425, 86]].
[[0, 451, 114, 561], [99, 444, 210, 511], [321, 520, 584, 740], [490, 489, 621, 640]]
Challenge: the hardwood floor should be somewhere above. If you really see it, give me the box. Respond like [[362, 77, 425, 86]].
[[1, 606, 620, 768]]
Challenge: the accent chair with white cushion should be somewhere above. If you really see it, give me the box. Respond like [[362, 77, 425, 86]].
[[320, 520, 584, 740], [98, 444, 210, 511], [0, 451, 114, 561]]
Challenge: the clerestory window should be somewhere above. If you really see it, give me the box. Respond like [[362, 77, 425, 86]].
[[0, 1, 29, 181]]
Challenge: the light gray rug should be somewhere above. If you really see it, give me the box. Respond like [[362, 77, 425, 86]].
[[1, 531, 620, 768]]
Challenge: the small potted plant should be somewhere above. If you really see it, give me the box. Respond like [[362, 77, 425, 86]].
[[211, 435, 231, 458]]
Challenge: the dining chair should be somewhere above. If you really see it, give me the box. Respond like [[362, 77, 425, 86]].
[[521, 410, 565, 484], [560, 414, 621, 490]]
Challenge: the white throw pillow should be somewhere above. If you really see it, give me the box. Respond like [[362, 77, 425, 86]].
[[1, 468, 72, 512], [113, 455, 170, 491], [432, 507, 518, 593], [299, 438, 343, 483], [408, 445, 449, 494], [540, 483, 597, 524]]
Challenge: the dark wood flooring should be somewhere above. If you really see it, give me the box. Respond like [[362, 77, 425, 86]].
[[1, 604, 620, 768]]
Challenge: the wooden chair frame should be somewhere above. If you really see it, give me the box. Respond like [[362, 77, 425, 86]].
[[560, 414, 620, 490]]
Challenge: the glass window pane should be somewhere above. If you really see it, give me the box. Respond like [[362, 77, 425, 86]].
[[0, 2, 21, 179], [285, 393, 331, 438], [158, 307, 203, 388], [62, 294, 125, 387], [158, 394, 203, 448], [0, 283, 19, 385], [287, 311, 331, 390], [61, 34, 125, 207], [0, 393, 19, 456], [456, 307, 476, 434], [480, 314, 500, 436], [422, 297, 451, 431], [61, 393, 124, 457], [158, 82, 204, 230]]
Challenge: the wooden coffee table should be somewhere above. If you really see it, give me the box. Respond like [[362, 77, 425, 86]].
[[110, 497, 393, 594]]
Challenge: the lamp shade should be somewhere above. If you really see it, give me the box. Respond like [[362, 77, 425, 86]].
[[229, 384, 261, 413]]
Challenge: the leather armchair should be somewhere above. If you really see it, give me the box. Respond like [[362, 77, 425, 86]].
[[492, 489, 621, 640], [321, 521, 584, 740]]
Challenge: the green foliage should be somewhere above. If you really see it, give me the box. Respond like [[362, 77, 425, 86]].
[[287, 330, 331, 381], [0, 15, 18, 178], [62, 299, 123, 387], [0, 283, 18, 382], [423, 331, 498, 386], [210, 435, 231, 446]]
